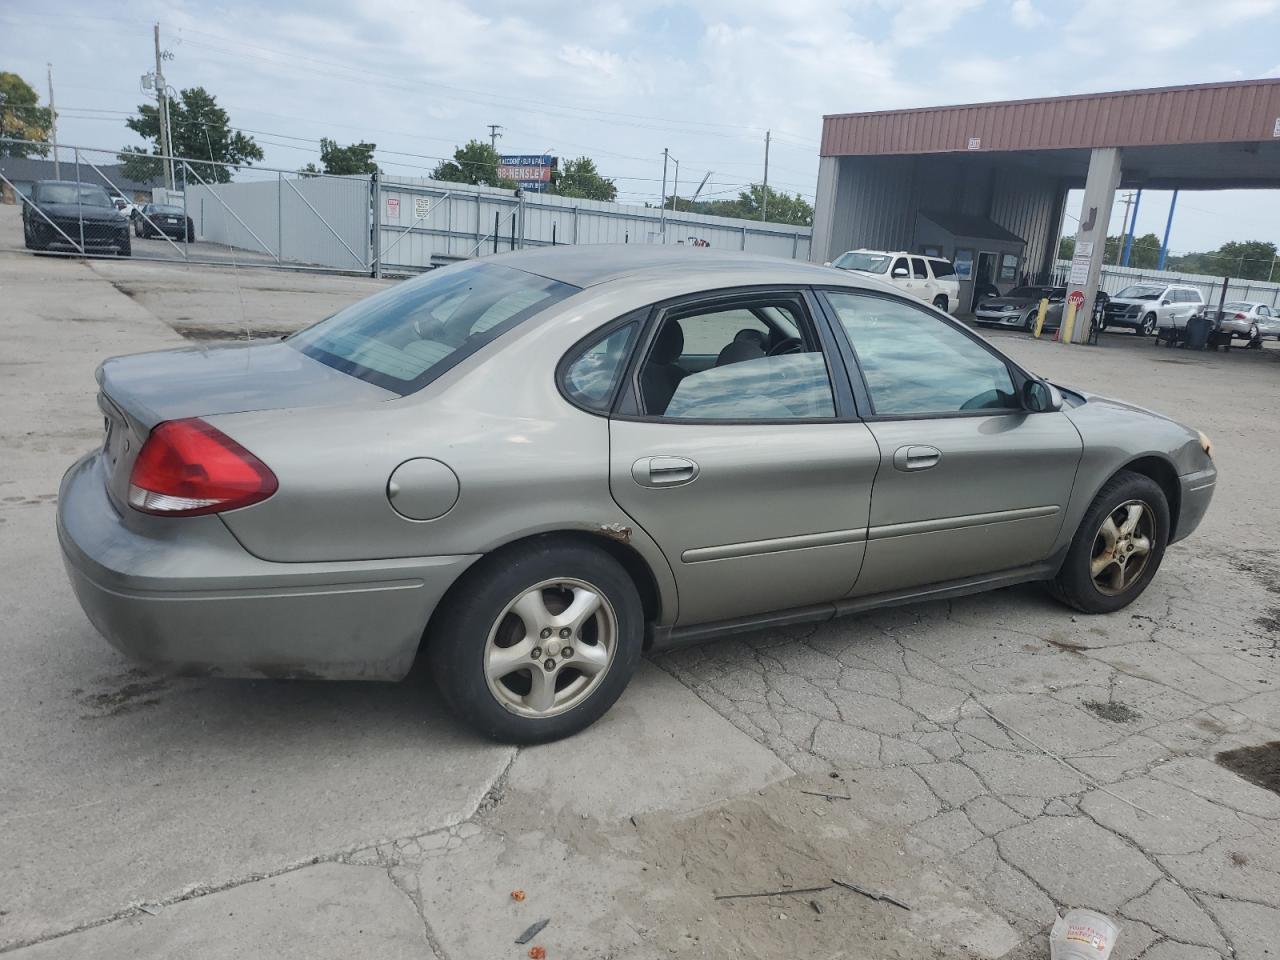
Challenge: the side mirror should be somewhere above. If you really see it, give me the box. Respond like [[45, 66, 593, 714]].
[[823, 261, 832, 267], [892, 267, 909, 278], [1022, 379, 1063, 413], [1161, 299, 1171, 306]]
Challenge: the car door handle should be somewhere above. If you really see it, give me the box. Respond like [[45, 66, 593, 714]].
[[632, 456, 699, 487], [893, 445, 942, 472]]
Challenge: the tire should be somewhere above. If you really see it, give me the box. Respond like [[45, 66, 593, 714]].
[[1139, 313, 1157, 336], [932, 295, 948, 312], [118, 235, 131, 257], [1049, 470, 1170, 614], [429, 538, 644, 743], [1022, 311, 1036, 333]]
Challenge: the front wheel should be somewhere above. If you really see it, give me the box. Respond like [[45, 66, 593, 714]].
[[118, 235, 132, 257], [1139, 314, 1157, 336], [1049, 471, 1169, 614], [429, 538, 644, 743]]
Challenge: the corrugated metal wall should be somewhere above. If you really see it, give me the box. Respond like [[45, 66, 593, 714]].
[[374, 175, 812, 273], [1051, 261, 1280, 307], [189, 174, 370, 270]]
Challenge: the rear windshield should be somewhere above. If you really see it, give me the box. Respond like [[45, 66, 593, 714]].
[[151, 204, 185, 215], [1223, 302, 1254, 312], [288, 262, 578, 395], [833, 251, 891, 274]]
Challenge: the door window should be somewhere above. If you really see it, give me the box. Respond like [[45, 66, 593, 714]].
[[637, 300, 835, 420], [561, 322, 638, 411], [825, 292, 1019, 416], [911, 257, 930, 279], [890, 257, 909, 279]]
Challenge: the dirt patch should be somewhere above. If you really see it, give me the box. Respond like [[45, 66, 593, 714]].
[[1046, 636, 1093, 654], [1216, 741, 1280, 796], [1254, 607, 1280, 634], [1083, 700, 1141, 723], [171, 325, 292, 342], [78, 673, 169, 717]]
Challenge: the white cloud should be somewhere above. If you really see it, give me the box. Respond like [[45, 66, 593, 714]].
[[1010, 0, 1043, 28], [889, 0, 987, 48]]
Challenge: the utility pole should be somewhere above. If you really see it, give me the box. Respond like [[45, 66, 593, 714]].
[[154, 23, 173, 190], [660, 148, 669, 243], [761, 129, 770, 222], [672, 157, 680, 216], [487, 124, 503, 150], [46, 63, 59, 179], [691, 170, 712, 203], [1115, 191, 1133, 265]]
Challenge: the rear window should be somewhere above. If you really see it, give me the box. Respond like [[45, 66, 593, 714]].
[[288, 262, 578, 395], [927, 259, 956, 279]]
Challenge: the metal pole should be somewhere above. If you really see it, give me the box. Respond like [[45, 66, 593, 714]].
[[1157, 189, 1177, 270], [672, 158, 680, 219], [75, 147, 83, 253], [1114, 192, 1133, 264], [277, 171, 284, 260], [493, 210, 499, 254], [154, 24, 172, 191], [1121, 188, 1142, 267], [47, 63, 59, 179], [181, 162, 189, 256], [761, 129, 770, 222], [659, 148, 668, 243]]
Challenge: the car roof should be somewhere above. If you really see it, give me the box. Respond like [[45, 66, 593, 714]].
[[488, 245, 850, 289]]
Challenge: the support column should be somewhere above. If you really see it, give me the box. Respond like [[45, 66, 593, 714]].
[[810, 155, 841, 263], [1066, 147, 1122, 344]]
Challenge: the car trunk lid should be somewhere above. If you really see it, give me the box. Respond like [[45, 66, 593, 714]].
[[95, 340, 395, 513]]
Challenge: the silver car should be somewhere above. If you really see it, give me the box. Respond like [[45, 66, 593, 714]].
[[58, 248, 1218, 742], [1202, 301, 1274, 341]]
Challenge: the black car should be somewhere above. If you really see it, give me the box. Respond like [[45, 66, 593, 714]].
[[21, 180, 131, 256], [134, 203, 195, 242]]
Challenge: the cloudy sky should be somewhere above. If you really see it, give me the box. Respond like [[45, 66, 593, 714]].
[[3, 0, 1279, 256]]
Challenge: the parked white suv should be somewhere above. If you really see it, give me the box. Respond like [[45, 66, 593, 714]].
[[1100, 282, 1204, 336], [828, 250, 960, 314]]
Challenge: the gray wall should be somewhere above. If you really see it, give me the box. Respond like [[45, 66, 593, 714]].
[[810, 154, 1063, 279]]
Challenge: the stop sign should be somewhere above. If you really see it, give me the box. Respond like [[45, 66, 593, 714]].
[[1067, 290, 1086, 308]]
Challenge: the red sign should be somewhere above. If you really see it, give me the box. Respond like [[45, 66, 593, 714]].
[[386, 197, 400, 219], [1067, 290, 1085, 308]]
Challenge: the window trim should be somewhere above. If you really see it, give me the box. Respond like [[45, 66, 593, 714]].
[[814, 286, 1037, 423], [610, 285, 859, 425], [554, 309, 650, 417]]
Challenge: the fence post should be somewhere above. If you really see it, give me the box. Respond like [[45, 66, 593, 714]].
[[475, 194, 482, 253], [792, 230, 799, 259], [371, 172, 382, 279], [75, 147, 84, 253], [493, 211, 499, 254], [573, 207, 579, 245], [277, 171, 283, 262], [741, 225, 747, 251]]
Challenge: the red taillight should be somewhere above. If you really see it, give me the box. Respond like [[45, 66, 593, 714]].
[[1234, 312, 1247, 320], [128, 418, 277, 517]]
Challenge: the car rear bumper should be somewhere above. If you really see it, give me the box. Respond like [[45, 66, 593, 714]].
[[57, 452, 479, 680], [1172, 466, 1216, 544]]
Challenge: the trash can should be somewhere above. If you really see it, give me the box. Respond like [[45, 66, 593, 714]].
[[1184, 314, 1213, 350]]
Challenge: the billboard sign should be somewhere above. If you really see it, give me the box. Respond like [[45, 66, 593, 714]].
[[498, 154, 556, 192]]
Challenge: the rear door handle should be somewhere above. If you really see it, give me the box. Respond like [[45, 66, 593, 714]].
[[632, 456, 699, 487], [893, 445, 941, 472]]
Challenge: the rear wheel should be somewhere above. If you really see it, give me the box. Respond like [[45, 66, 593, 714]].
[[1049, 471, 1169, 614], [429, 538, 643, 743], [932, 295, 948, 312]]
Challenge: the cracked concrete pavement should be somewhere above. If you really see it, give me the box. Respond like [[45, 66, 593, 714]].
[[1, 222, 1277, 958]]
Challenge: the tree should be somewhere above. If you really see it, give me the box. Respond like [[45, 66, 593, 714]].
[[1057, 236, 1075, 260], [120, 86, 262, 184], [551, 156, 616, 201], [1169, 240, 1278, 280], [665, 184, 813, 227], [318, 137, 378, 175], [430, 140, 514, 188], [0, 72, 53, 158]]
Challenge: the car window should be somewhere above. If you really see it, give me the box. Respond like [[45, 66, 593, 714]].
[[825, 292, 1018, 416], [928, 259, 956, 279], [833, 251, 891, 273], [1115, 284, 1164, 300], [562, 323, 638, 412], [638, 300, 835, 419], [1259, 306, 1271, 317], [890, 257, 909, 278], [36, 183, 112, 206], [289, 261, 578, 396], [679, 308, 769, 356], [911, 257, 929, 279]]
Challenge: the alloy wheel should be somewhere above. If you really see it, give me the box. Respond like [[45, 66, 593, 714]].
[[483, 577, 617, 718], [1090, 500, 1155, 596], [1141, 315, 1156, 336]]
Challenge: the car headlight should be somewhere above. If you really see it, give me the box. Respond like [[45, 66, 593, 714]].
[[1197, 430, 1214, 461]]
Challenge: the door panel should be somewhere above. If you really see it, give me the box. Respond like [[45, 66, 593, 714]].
[[610, 420, 881, 624], [852, 413, 1082, 595]]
